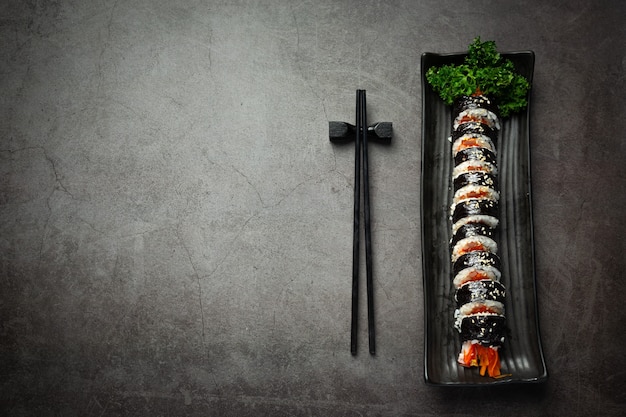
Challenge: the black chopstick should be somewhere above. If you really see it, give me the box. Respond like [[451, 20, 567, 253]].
[[350, 90, 362, 356], [360, 90, 375, 355]]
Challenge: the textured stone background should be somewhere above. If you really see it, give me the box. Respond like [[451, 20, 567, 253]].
[[1, 0, 624, 415]]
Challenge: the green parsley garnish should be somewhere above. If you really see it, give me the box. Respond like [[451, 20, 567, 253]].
[[425, 37, 530, 117]]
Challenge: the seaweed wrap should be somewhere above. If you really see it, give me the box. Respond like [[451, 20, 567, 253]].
[[455, 279, 506, 307], [452, 94, 499, 116], [451, 121, 498, 143], [453, 171, 498, 191], [450, 223, 496, 248], [458, 314, 506, 346], [452, 250, 502, 277], [454, 147, 498, 167], [451, 199, 498, 225]]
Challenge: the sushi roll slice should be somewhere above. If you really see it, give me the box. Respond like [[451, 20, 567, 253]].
[[453, 171, 498, 191], [454, 147, 498, 168], [450, 222, 496, 248], [452, 134, 496, 155], [453, 266, 501, 289], [454, 300, 505, 332], [458, 314, 506, 347], [453, 184, 499, 201], [455, 279, 506, 307], [451, 121, 498, 144], [451, 235, 498, 263], [453, 94, 499, 116], [453, 107, 501, 131], [452, 159, 498, 179], [457, 310, 506, 377], [451, 199, 498, 226], [451, 185, 499, 215], [452, 250, 503, 288], [452, 214, 499, 234], [452, 251, 502, 278]]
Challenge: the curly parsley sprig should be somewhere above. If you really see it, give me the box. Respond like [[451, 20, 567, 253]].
[[426, 37, 530, 117]]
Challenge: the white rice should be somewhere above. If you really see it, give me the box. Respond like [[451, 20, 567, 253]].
[[452, 265, 501, 288], [451, 235, 498, 263], [452, 134, 495, 156], [451, 215, 499, 234], [452, 160, 498, 179], [454, 301, 505, 332]]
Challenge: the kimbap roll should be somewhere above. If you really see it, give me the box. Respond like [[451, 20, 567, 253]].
[[450, 94, 505, 378]]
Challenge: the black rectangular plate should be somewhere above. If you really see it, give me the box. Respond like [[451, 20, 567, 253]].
[[420, 51, 548, 385]]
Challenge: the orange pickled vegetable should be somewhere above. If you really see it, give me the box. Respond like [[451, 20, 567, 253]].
[[459, 343, 501, 377]]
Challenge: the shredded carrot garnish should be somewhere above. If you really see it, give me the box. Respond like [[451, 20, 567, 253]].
[[467, 270, 489, 281], [459, 343, 501, 377]]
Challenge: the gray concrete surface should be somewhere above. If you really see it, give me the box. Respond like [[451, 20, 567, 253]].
[[1, 0, 624, 415]]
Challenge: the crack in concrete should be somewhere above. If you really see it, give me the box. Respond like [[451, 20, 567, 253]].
[[37, 192, 53, 270], [78, 217, 105, 235], [43, 150, 75, 200], [2, 146, 76, 201], [204, 213, 257, 281], [2, 146, 78, 268], [229, 164, 265, 207], [176, 227, 207, 351]]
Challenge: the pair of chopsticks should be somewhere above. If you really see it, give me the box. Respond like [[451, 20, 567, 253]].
[[330, 90, 391, 355], [350, 89, 375, 355]]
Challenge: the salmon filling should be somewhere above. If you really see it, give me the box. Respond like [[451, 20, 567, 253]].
[[458, 137, 482, 150], [457, 242, 487, 256], [464, 269, 491, 282], [457, 189, 490, 200], [456, 115, 491, 126]]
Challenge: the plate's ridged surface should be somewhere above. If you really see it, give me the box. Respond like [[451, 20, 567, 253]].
[[420, 51, 547, 385]]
